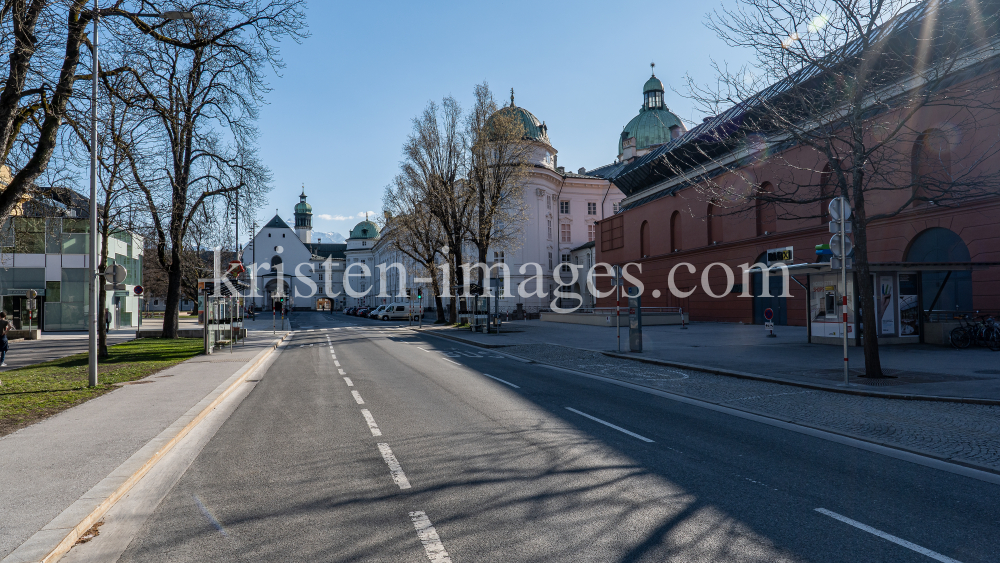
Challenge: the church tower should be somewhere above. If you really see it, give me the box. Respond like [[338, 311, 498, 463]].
[[294, 187, 312, 243]]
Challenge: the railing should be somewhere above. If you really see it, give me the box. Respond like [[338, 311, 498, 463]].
[[588, 307, 682, 315], [924, 310, 1000, 323]]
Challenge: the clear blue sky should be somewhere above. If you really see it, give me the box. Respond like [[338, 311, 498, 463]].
[[254, 0, 751, 240]]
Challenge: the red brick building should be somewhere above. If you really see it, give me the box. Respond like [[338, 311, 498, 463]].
[[589, 1, 1000, 345]]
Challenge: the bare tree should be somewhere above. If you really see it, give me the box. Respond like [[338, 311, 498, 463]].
[[398, 98, 470, 323], [107, 4, 301, 337], [465, 83, 532, 290], [678, 0, 1000, 376], [382, 179, 447, 322]]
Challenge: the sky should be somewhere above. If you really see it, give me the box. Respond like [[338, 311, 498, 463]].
[[253, 0, 753, 241]]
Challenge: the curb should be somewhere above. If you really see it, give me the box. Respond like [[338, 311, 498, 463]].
[[417, 329, 1000, 406], [2, 333, 291, 563]]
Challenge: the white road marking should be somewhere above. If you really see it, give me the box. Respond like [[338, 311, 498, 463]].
[[377, 443, 411, 489], [418, 347, 433, 352], [565, 407, 655, 443], [338, 368, 346, 375], [352, 390, 365, 404], [482, 373, 519, 389], [361, 409, 382, 436], [334, 360, 341, 366], [409, 511, 452, 562], [814, 508, 962, 563], [443, 358, 460, 365], [344, 377, 354, 386]]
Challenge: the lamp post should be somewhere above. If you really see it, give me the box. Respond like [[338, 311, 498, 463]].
[[89, 5, 194, 387]]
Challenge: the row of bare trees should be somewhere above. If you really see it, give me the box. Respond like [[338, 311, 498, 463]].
[[382, 83, 532, 323], [676, 0, 1000, 375], [0, 2, 306, 342]]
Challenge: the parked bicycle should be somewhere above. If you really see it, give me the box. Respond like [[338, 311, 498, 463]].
[[950, 314, 1000, 351]]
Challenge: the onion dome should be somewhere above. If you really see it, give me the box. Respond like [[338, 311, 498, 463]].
[[486, 88, 550, 144], [619, 64, 685, 155], [349, 220, 379, 239]]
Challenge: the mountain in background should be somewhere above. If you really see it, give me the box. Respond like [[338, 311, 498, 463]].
[[314, 231, 346, 244]]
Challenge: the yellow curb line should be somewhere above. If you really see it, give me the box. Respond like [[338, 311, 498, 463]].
[[9, 333, 290, 563]]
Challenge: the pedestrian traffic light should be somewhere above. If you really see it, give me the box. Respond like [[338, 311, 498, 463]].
[[417, 288, 422, 300], [406, 288, 412, 298]]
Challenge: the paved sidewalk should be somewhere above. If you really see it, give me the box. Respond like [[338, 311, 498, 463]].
[[0, 331, 287, 561], [422, 320, 1000, 400]]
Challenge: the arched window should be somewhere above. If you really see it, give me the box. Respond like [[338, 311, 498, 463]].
[[906, 227, 972, 312], [707, 203, 723, 244], [640, 221, 650, 258], [819, 163, 833, 223], [270, 255, 282, 273], [756, 182, 776, 236], [911, 129, 951, 206], [670, 211, 681, 252]]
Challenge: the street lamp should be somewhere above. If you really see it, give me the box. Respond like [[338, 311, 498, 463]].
[[88, 5, 195, 387]]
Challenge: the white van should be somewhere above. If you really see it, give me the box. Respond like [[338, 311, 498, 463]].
[[380, 302, 422, 320]]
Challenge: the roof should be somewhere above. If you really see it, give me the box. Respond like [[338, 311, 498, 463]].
[[349, 220, 379, 239], [294, 190, 312, 214], [570, 241, 596, 252], [263, 214, 290, 229], [306, 242, 346, 260], [488, 90, 550, 144], [619, 108, 684, 154], [605, 0, 1000, 201], [643, 75, 664, 93]]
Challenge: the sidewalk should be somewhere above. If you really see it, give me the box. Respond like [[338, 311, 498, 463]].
[[0, 331, 287, 562], [419, 320, 1000, 401]]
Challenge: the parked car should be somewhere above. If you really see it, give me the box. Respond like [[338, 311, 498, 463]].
[[355, 307, 369, 317], [345, 307, 356, 315], [380, 302, 422, 321]]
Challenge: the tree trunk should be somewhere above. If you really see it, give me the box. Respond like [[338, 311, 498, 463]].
[[851, 185, 885, 377], [98, 244, 109, 358], [161, 246, 183, 338]]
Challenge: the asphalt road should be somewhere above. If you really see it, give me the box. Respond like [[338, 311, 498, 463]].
[[108, 311, 1000, 562]]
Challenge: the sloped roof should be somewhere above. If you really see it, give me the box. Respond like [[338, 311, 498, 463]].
[[306, 243, 347, 260], [263, 214, 290, 229]]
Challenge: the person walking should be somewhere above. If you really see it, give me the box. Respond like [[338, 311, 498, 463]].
[[0, 311, 10, 368]]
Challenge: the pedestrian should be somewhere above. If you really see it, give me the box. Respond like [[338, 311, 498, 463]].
[[0, 311, 10, 367], [105, 308, 111, 332]]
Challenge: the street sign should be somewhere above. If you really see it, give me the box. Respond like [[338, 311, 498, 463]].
[[828, 197, 852, 221], [134, 285, 144, 296], [830, 233, 854, 257], [764, 320, 774, 330], [103, 264, 127, 284], [103, 283, 126, 291], [226, 260, 245, 276], [764, 307, 774, 321]]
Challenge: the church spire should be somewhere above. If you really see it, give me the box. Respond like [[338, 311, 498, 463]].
[[510, 88, 515, 107]]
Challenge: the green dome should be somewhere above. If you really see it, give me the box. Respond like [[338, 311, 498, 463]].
[[619, 109, 684, 154], [294, 200, 312, 213], [487, 89, 550, 144], [349, 220, 379, 239], [643, 75, 664, 93]]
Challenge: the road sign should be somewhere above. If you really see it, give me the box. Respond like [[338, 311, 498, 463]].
[[226, 260, 245, 276], [764, 320, 774, 330], [764, 307, 774, 321], [103, 264, 127, 284], [134, 285, 144, 296], [830, 233, 854, 257], [828, 197, 852, 221]]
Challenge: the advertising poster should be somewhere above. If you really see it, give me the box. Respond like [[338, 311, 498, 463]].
[[898, 273, 920, 337], [878, 275, 895, 335]]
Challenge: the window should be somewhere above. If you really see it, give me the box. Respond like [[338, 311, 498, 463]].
[[561, 254, 571, 272], [670, 211, 682, 251], [397, 306, 405, 311], [587, 202, 597, 215], [282, 233, 285, 238], [493, 251, 505, 263], [317, 286, 323, 294], [318, 273, 323, 281], [912, 129, 951, 206], [547, 220, 552, 240], [546, 195, 551, 209], [559, 200, 570, 214], [708, 203, 723, 244], [640, 220, 650, 258], [548, 252, 553, 270], [588, 224, 595, 242], [268, 233, 271, 237], [560, 223, 571, 243], [612, 202, 620, 214]]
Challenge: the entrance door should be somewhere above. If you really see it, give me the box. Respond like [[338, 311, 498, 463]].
[[752, 272, 788, 325]]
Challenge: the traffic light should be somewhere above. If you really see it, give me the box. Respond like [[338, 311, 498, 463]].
[[417, 288, 422, 300], [470, 284, 484, 296], [406, 288, 412, 298]]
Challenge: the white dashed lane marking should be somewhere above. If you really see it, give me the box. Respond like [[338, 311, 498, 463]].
[[361, 409, 382, 436], [409, 511, 452, 562], [482, 373, 519, 389], [814, 509, 963, 563], [339, 368, 346, 375], [344, 377, 354, 386], [565, 407, 654, 443], [377, 443, 411, 489], [352, 390, 365, 404]]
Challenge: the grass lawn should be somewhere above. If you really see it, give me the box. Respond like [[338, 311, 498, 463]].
[[0, 338, 203, 436]]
